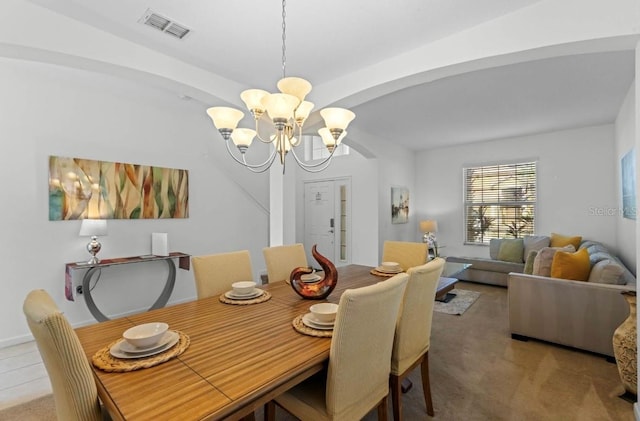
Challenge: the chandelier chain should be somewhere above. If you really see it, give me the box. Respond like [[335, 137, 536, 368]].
[[281, 0, 287, 79]]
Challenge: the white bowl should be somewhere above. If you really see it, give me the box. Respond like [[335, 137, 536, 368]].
[[381, 261, 401, 271], [123, 322, 169, 349], [310, 303, 339, 323], [232, 281, 256, 295]]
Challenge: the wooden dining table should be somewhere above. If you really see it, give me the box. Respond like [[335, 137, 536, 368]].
[[75, 264, 388, 421]]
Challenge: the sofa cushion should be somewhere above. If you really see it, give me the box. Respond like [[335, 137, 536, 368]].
[[523, 236, 550, 258], [550, 248, 590, 281], [588, 259, 626, 285], [550, 232, 582, 250], [489, 239, 503, 260], [532, 245, 576, 277], [523, 250, 537, 275], [497, 239, 524, 263]]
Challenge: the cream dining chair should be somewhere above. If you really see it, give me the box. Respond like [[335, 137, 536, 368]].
[[266, 273, 409, 421], [390, 257, 445, 420], [382, 241, 429, 272], [262, 243, 308, 284], [23, 289, 105, 421], [192, 250, 254, 299]]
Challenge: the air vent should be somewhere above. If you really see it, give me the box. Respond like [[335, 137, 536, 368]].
[[139, 9, 191, 40]]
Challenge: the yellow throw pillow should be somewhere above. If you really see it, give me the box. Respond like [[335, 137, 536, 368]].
[[550, 248, 590, 281], [550, 232, 582, 250]]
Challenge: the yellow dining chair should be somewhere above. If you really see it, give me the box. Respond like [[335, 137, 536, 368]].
[[262, 243, 308, 284], [266, 272, 409, 421], [382, 241, 429, 272], [390, 257, 445, 420], [23, 289, 104, 421], [192, 250, 254, 299]]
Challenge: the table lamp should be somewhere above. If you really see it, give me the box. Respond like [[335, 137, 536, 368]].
[[419, 220, 438, 255], [79, 219, 108, 264]]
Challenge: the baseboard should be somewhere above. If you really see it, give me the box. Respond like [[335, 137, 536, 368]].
[[0, 296, 196, 350]]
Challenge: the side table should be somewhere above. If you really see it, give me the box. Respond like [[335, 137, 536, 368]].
[[65, 252, 190, 322]]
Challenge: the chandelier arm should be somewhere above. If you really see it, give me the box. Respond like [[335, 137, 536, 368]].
[[253, 120, 277, 144], [289, 149, 336, 173], [240, 151, 278, 174], [224, 138, 278, 171], [289, 146, 338, 170]]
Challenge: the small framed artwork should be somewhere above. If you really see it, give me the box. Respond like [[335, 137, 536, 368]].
[[621, 148, 636, 220], [391, 186, 409, 224]]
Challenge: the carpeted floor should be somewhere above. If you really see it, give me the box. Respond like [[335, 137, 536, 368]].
[[2, 282, 634, 420], [434, 289, 480, 315]]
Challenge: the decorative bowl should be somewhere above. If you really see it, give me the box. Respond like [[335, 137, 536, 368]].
[[232, 281, 256, 295], [123, 322, 169, 348], [310, 303, 339, 323]]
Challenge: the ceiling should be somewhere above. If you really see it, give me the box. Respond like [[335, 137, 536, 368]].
[[29, 0, 636, 152]]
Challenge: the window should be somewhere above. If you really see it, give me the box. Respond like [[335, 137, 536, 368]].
[[304, 135, 349, 161], [464, 161, 537, 244]]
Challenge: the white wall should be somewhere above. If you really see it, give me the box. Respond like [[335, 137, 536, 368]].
[[615, 80, 637, 273], [0, 58, 269, 347], [414, 124, 622, 261]]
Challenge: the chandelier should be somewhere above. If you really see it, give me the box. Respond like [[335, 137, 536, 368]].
[[206, 0, 355, 173]]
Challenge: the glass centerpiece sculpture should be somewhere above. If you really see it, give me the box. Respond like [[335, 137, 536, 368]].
[[290, 245, 338, 300]]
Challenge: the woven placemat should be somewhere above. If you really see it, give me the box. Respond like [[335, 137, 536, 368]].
[[219, 290, 272, 305], [370, 268, 403, 277], [292, 315, 333, 338], [92, 331, 190, 372]]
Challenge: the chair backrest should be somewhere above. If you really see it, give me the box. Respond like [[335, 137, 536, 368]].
[[326, 273, 409, 419], [391, 257, 445, 375], [382, 241, 428, 271], [192, 250, 254, 299], [262, 244, 308, 284], [23, 289, 102, 421]]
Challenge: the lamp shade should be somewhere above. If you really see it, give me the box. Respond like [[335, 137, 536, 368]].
[[318, 128, 346, 148], [262, 93, 299, 120], [230, 128, 256, 147], [419, 220, 438, 233], [320, 107, 356, 131], [240, 89, 269, 112], [79, 219, 107, 237], [294, 101, 314, 124], [277, 77, 312, 102], [206, 107, 244, 130]]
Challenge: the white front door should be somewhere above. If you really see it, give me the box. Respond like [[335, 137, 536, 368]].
[[304, 178, 351, 267], [304, 181, 335, 266]]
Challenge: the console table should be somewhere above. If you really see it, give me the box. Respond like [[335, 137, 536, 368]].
[[65, 252, 190, 322]]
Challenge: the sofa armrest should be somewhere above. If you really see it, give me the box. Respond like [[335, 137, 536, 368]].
[[508, 273, 634, 356]]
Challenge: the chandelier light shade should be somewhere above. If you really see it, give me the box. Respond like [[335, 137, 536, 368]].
[[206, 0, 355, 173]]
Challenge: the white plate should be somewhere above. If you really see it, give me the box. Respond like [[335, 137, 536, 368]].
[[110, 331, 179, 359], [300, 273, 321, 283], [119, 330, 175, 354], [225, 289, 263, 300], [375, 266, 402, 274], [302, 313, 334, 330]]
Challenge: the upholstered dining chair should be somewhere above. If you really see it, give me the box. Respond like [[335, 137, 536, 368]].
[[192, 250, 254, 299], [265, 273, 409, 421], [23, 289, 105, 421], [390, 257, 446, 420], [382, 241, 429, 272], [262, 243, 308, 284]]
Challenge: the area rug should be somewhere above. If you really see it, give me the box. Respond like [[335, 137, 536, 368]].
[[434, 289, 480, 315]]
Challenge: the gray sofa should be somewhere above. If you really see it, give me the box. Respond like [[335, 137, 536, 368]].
[[508, 240, 636, 357]]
